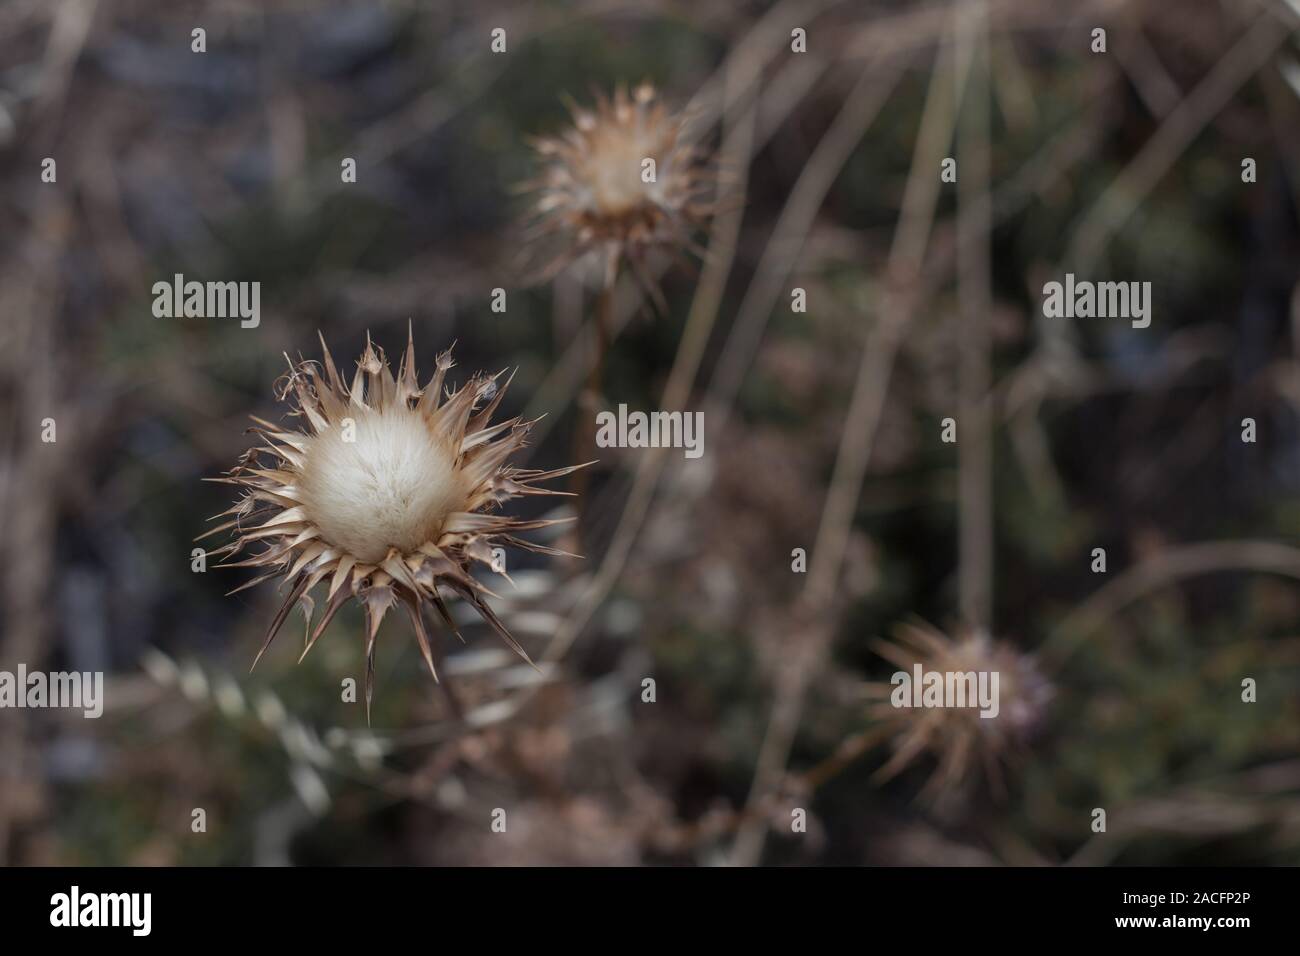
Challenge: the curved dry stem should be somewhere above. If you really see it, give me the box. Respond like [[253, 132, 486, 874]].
[[1040, 540, 1300, 674]]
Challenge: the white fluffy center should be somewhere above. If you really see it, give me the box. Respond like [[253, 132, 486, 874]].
[[582, 134, 664, 216], [300, 408, 466, 564]]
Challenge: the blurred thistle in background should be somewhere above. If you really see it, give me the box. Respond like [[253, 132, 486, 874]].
[[521, 81, 715, 299], [865, 621, 1053, 808], [521, 80, 717, 519], [0, 0, 1299, 868]]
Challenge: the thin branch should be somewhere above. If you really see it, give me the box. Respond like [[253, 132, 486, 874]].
[[730, 18, 969, 865], [1065, 10, 1293, 275], [1040, 540, 1300, 673], [704, 52, 907, 433], [957, 0, 993, 631]]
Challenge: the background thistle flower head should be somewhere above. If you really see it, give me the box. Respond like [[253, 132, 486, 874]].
[[865, 621, 1053, 803], [521, 82, 715, 292], [202, 329, 584, 721]]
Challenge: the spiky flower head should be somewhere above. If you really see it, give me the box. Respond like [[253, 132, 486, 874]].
[[522, 82, 713, 291], [865, 621, 1052, 803], [202, 330, 583, 720]]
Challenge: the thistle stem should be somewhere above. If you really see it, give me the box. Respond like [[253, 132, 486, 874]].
[[569, 259, 617, 536]]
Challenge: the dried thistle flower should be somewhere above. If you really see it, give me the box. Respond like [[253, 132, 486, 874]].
[[864, 621, 1052, 802], [522, 82, 714, 299], [202, 329, 583, 721]]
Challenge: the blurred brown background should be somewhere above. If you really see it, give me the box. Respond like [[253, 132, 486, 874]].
[[2, 0, 1300, 866]]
